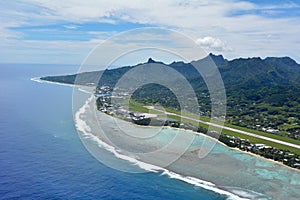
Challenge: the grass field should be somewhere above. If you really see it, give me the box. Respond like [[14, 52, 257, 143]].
[[128, 100, 300, 154]]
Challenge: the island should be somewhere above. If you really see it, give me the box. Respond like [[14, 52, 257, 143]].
[[41, 53, 300, 169]]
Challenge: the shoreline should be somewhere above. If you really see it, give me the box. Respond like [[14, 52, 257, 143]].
[[153, 125, 300, 173], [31, 77, 94, 94], [31, 77, 75, 87], [183, 128, 300, 173], [33, 77, 300, 172], [109, 115, 300, 173], [80, 97, 300, 200], [232, 146, 300, 173], [78, 96, 270, 200]]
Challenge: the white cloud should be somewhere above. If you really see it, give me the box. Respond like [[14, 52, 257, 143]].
[[196, 37, 232, 52], [0, 0, 300, 63], [63, 25, 79, 29]]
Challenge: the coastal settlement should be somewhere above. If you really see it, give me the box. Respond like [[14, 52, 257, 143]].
[[95, 85, 300, 170]]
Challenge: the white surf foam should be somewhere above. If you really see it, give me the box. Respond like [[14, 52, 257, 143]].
[[31, 77, 94, 95], [31, 77, 74, 87], [78, 88, 93, 94], [74, 96, 261, 200]]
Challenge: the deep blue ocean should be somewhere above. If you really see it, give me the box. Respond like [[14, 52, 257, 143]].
[[0, 64, 224, 200]]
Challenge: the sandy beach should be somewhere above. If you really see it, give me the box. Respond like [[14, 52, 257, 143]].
[[99, 108, 300, 174]]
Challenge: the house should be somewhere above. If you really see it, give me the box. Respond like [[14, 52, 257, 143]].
[[266, 128, 279, 134], [252, 143, 266, 150]]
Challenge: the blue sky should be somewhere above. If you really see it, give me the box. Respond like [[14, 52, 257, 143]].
[[10, 22, 148, 41], [1, 0, 300, 64]]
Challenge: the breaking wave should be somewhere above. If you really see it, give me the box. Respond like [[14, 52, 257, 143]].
[[74, 96, 269, 200]]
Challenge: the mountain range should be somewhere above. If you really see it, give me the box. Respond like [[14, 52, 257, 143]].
[[41, 54, 300, 137], [41, 53, 300, 88]]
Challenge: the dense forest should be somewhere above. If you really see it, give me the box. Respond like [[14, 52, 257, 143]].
[[41, 54, 300, 140]]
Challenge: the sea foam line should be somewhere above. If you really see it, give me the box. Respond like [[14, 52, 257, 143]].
[[31, 77, 75, 87], [31, 77, 93, 95], [74, 96, 254, 200]]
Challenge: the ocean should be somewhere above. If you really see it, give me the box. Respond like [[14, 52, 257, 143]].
[[0, 64, 225, 200], [0, 63, 299, 200]]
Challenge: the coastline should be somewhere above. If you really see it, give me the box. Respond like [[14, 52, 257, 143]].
[[34, 78, 300, 199], [76, 96, 269, 200], [31, 77, 94, 94], [31, 77, 75, 87], [232, 146, 300, 173], [32, 77, 300, 172], [78, 96, 300, 200], [110, 115, 300, 173], [180, 127, 300, 173]]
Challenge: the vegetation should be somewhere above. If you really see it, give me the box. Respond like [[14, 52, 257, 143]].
[[96, 88, 300, 168], [41, 53, 300, 163], [42, 56, 300, 137]]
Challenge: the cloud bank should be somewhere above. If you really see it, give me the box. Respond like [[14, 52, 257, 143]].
[[0, 0, 299, 64]]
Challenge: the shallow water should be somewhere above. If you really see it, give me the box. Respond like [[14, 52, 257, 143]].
[[76, 94, 300, 200]]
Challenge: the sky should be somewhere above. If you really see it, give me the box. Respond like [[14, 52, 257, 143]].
[[1, 0, 300, 65]]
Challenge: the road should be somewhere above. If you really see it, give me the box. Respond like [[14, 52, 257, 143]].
[[144, 106, 300, 150]]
